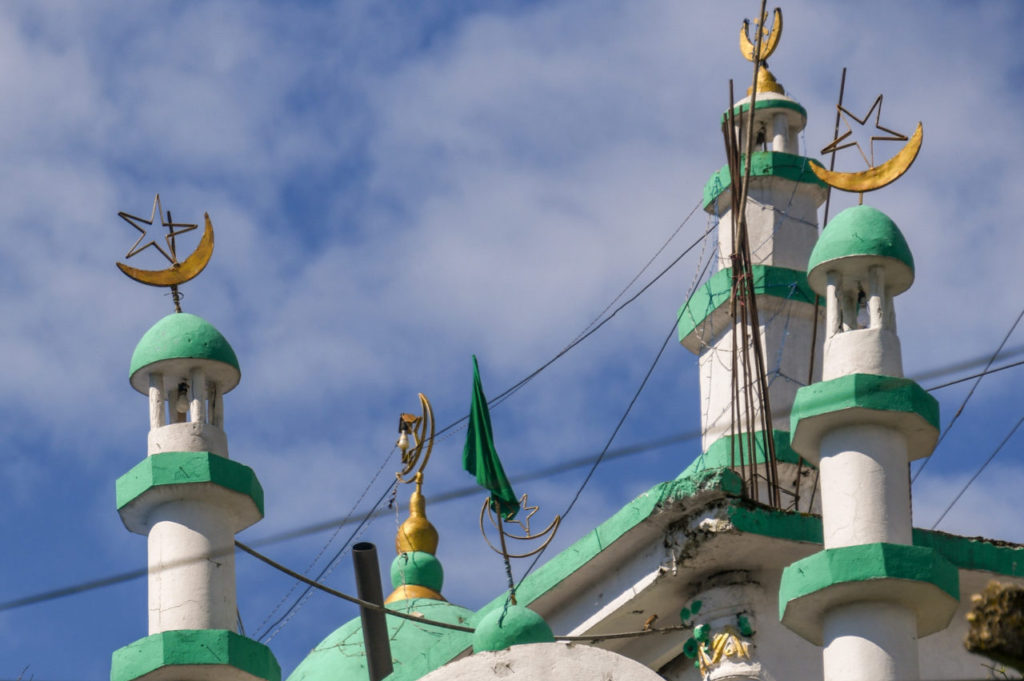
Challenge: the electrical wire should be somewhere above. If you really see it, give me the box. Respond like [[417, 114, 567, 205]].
[[929, 412, 1024, 530], [2, 353, 1022, 614], [912, 305, 1024, 484]]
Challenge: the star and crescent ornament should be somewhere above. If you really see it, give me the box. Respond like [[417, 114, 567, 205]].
[[116, 194, 215, 288], [809, 94, 923, 194], [479, 492, 561, 560]]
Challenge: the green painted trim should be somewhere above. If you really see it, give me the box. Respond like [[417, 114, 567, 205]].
[[116, 451, 264, 516], [913, 528, 1024, 577], [790, 373, 939, 433], [726, 505, 823, 545], [809, 205, 914, 274], [779, 543, 959, 619], [679, 430, 811, 480], [477, 468, 742, 618], [703, 151, 825, 211], [720, 98, 807, 124], [130, 312, 240, 378], [678, 265, 821, 344], [111, 630, 280, 681]]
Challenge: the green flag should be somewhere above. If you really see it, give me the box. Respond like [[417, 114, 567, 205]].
[[462, 355, 519, 520]]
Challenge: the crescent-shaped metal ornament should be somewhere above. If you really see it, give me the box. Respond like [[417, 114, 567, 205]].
[[117, 213, 215, 287], [740, 8, 782, 62], [808, 122, 923, 193], [396, 393, 435, 484]]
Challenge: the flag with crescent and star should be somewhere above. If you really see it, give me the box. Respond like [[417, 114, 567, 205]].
[[462, 355, 519, 520]]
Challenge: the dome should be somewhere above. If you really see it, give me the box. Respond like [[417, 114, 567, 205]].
[[387, 551, 444, 603], [286, 598, 474, 681], [129, 312, 241, 394], [473, 604, 554, 653], [807, 205, 915, 296]]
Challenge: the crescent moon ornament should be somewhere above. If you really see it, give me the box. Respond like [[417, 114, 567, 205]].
[[117, 213, 215, 287], [739, 8, 782, 62], [809, 121, 923, 193]]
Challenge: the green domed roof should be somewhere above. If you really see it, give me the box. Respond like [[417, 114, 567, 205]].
[[473, 604, 554, 653], [286, 599, 474, 681], [391, 551, 444, 594], [129, 312, 240, 394], [807, 205, 915, 296]]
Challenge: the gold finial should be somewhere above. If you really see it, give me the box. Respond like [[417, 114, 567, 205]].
[[116, 194, 215, 313], [748, 66, 784, 96], [396, 472, 439, 554]]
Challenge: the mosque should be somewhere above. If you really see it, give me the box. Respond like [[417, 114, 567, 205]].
[[107, 9, 1024, 681]]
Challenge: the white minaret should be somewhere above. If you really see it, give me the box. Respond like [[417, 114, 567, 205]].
[[111, 312, 279, 681], [677, 59, 825, 508], [779, 205, 959, 681]]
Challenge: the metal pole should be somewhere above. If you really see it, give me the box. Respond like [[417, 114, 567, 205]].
[[352, 542, 394, 681]]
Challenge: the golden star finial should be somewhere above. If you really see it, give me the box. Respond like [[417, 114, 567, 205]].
[[821, 94, 909, 170]]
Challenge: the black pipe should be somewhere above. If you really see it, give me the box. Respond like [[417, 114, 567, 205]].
[[352, 542, 394, 681]]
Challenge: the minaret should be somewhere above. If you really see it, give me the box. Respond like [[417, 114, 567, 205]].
[[779, 205, 958, 681], [677, 18, 825, 507], [111, 312, 279, 681]]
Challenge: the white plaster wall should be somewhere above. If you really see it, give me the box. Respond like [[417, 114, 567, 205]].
[[818, 424, 912, 548], [420, 642, 666, 681], [147, 499, 237, 633], [148, 422, 229, 458], [698, 301, 821, 451], [822, 328, 903, 380], [714, 185, 821, 272], [822, 601, 918, 681]]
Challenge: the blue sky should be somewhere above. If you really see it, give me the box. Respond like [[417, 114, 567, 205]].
[[2, 2, 1024, 679]]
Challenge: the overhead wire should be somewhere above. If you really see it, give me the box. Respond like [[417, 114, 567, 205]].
[[1, 351, 1022, 614], [912, 305, 1024, 484], [929, 412, 1024, 530]]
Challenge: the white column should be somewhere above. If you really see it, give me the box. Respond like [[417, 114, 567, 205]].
[[868, 266, 885, 329], [818, 424, 912, 548], [148, 373, 165, 430], [189, 367, 207, 424], [771, 113, 788, 152], [147, 500, 237, 633], [826, 272, 841, 338], [823, 601, 918, 681]]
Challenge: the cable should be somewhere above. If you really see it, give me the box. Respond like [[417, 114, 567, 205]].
[[929, 412, 1024, 530], [256, 478, 398, 642], [3, 356, 1022, 614], [912, 305, 1024, 484], [253, 446, 398, 639], [432, 219, 717, 439], [518, 293, 690, 585]]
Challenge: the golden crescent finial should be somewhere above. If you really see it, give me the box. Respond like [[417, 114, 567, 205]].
[[809, 122, 923, 193], [396, 393, 434, 484], [116, 213, 215, 287], [740, 8, 782, 63], [478, 494, 561, 559]]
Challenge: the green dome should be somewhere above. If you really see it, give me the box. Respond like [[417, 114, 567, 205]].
[[391, 551, 444, 593], [807, 205, 915, 296], [129, 312, 241, 394], [473, 604, 554, 653], [286, 599, 474, 681]]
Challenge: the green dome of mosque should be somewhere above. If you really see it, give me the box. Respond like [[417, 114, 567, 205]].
[[807, 205, 915, 296], [286, 599, 474, 681], [129, 312, 241, 394], [472, 604, 554, 653], [391, 551, 444, 594]]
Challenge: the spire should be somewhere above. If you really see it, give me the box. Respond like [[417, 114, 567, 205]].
[[386, 472, 447, 604]]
